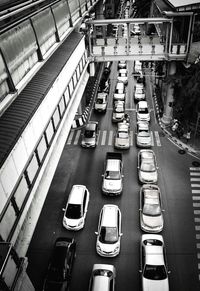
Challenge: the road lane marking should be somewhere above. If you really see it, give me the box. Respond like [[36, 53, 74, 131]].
[[101, 130, 107, 145], [192, 190, 200, 194], [192, 184, 200, 187], [196, 225, 200, 230], [74, 130, 81, 145], [190, 167, 200, 171], [193, 196, 200, 200], [194, 210, 200, 215], [191, 178, 200, 182], [193, 203, 200, 207], [190, 172, 200, 176], [195, 218, 200, 222], [196, 234, 200, 239], [154, 131, 161, 146], [197, 243, 200, 248], [108, 131, 114, 145], [130, 131, 133, 146], [150, 131, 154, 146]]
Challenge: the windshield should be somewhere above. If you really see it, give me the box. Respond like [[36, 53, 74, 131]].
[[84, 130, 94, 138], [143, 203, 161, 216], [141, 159, 155, 172], [96, 98, 104, 104], [99, 226, 118, 244], [65, 204, 82, 219], [138, 108, 148, 114], [105, 170, 120, 180], [143, 264, 167, 280], [117, 131, 128, 138]]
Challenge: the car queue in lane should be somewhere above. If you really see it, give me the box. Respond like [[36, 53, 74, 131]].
[[42, 59, 169, 291]]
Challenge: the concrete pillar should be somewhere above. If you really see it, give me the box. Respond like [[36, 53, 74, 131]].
[[89, 62, 95, 77], [161, 61, 176, 125], [95, 0, 104, 19]]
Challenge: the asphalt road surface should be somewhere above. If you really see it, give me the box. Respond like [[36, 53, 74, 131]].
[[27, 61, 200, 291]]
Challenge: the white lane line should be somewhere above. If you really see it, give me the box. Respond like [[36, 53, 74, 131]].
[[195, 218, 200, 222], [192, 190, 200, 194], [190, 172, 200, 176], [74, 130, 81, 145], [101, 130, 107, 145], [193, 196, 200, 200], [191, 184, 200, 187], [190, 167, 200, 171], [198, 263, 200, 269], [197, 253, 200, 259], [67, 131, 74, 145], [194, 210, 200, 215], [191, 178, 200, 182], [197, 243, 200, 248], [150, 131, 154, 146], [154, 131, 161, 147], [196, 225, 200, 231], [108, 131, 114, 146], [193, 203, 200, 207], [130, 131, 133, 146], [196, 234, 200, 239]]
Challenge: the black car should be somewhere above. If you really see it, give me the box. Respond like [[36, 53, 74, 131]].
[[43, 237, 76, 291]]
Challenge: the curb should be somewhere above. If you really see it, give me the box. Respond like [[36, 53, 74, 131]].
[[153, 93, 200, 158]]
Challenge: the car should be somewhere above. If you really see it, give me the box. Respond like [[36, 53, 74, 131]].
[[136, 121, 152, 148], [43, 237, 76, 291], [62, 185, 90, 230], [95, 204, 123, 257], [102, 152, 123, 195], [136, 101, 150, 122], [139, 184, 164, 233], [138, 150, 158, 183], [112, 101, 125, 122], [134, 60, 142, 74], [81, 121, 99, 148], [140, 234, 170, 291], [134, 87, 145, 102], [118, 61, 126, 70], [88, 264, 116, 291], [113, 82, 125, 101], [117, 69, 128, 84], [114, 122, 130, 149], [94, 92, 108, 113]]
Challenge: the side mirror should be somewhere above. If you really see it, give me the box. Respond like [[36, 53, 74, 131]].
[[139, 208, 142, 211], [101, 174, 104, 177], [62, 208, 65, 212], [120, 233, 123, 236], [139, 270, 142, 273], [122, 174, 124, 178], [95, 232, 98, 235], [168, 270, 171, 274]]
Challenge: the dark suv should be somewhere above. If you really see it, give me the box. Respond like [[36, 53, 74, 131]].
[[43, 237, 76, 291]]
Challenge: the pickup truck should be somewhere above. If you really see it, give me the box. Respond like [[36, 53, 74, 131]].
[[102, 152, 123, 195]]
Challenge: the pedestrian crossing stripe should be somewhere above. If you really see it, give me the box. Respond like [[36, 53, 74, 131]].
[[66, 129, 162, 147], [189, 165, 200, 281]]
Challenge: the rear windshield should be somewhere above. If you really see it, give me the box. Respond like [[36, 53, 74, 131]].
[[99, 226, 118, 244], [65, 204, 81, 219]]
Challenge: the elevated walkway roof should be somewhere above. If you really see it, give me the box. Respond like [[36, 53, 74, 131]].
[[0, 31, 83, 168]]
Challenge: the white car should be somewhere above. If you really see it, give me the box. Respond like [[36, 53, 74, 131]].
[[117, 69, 128, 84], [94, 92, 108, 112], [88, 264, 116, 291], [62, 185, 90, 230], [118, 61, 127, 69], [139, 184, 164, 233], [134, 87, 145, 102], [112, 101, 125, 122], [114, 122, 130, 149], [138, 150, 158, 184], [136, 101, 150, 122], [95, 204, 123, 257], [136, 121, 152, 148], [134, 60, 142, 74], [140, 234, 170, 291]]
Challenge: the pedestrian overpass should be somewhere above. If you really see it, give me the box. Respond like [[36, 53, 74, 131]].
[[85, 12, 194, 62]]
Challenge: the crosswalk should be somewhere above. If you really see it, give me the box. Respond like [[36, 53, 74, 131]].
[[66, 129, 162, 147], [190, 167, 200, 280]]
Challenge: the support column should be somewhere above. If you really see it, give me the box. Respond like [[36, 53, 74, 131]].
[[95, 0, 104, 19], [161, 61, 176, 125], [89, 62, 95, 76]]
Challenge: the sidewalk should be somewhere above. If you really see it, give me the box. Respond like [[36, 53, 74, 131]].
[[153, 92, 200, 159]]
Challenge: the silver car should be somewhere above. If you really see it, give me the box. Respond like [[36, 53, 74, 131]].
[[136, 121, 152, 148], [140, 234, 170, 291], [139, 184, 164, 233], [114, 122, 130, 149], [138, 150, 158, 183], [112, 101, 125, 122], [88, 264, 116, 291], [81, 121, 99, 148]]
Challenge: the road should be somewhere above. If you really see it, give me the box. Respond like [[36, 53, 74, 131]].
[[27, 61, 200, 291]]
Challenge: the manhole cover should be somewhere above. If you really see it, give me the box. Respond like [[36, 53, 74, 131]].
[[192, 161, 200, 167], [178, 149, 186, 154]]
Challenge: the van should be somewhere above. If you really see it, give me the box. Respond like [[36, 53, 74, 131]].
[[95, 204, 122, 257], [88, 264, 116, 291], [62, 185, 90, 230], [113, 82, 125, 101]]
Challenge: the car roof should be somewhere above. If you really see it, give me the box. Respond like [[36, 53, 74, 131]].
[[140, 150, 154, 159], [68, 185, 86, 204], [138, 101, 148, 108], [85, 122, 98, 131], [106, 159, 121, 171], [145, 245, 165, 265], [137, 122, 149, 130], [101, 204, 119, 227], [118, 123, 129, 131]]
